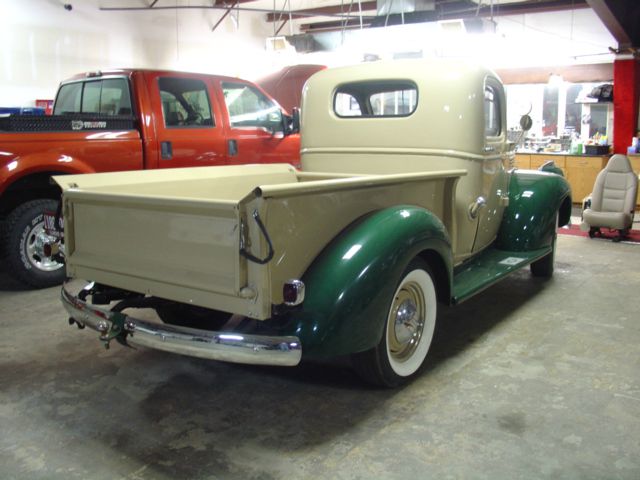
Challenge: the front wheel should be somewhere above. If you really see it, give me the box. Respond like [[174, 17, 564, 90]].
[[351, 259, 437, 388], [530, 212, 558, 278], [2, 199, 66, 288]]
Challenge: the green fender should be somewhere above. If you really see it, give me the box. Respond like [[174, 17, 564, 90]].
[[497, 170, 572, 251], [277, 206, 453, 360]]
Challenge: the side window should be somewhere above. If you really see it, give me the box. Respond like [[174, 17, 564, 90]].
[[334, 81, 418, 118], [101, 79, 132, 115], [158, 77, 214, 128], [53, 83, 82, 115], [484, 85, 502, 137], [54, 78, 131, 116], [222, 82, 282, 131], [82, 81, 101, 113]]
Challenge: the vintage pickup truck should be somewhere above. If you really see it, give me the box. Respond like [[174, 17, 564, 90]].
[[0, 69, 299, 288], [58, 60, 571, 387]]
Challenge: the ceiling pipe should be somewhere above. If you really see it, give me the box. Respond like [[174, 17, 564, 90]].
[[267, 0, 587, 22], [99, 4, 374, 20], [293, 0, 589, 34]]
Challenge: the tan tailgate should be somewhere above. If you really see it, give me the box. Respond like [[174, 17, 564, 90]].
[[54, 165, 298, 318]]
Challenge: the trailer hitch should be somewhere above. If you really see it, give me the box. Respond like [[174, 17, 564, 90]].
[[68, 282, 136, 349]]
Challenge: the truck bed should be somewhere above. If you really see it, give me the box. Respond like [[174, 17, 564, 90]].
[[55, 164, 465, 320]]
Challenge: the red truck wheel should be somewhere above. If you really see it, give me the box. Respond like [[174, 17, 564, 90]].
[[3, 199, 66, 288]]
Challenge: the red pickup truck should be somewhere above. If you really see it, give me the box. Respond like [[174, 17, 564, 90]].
[[0, 69, 300, 288]]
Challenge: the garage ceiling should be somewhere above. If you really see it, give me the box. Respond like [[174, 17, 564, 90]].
[[100, 0, 639, 51]]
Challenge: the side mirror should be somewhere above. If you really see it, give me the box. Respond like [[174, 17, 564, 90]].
[[285, 107, 300, 136], [264, 109, 282, 135], [520, 114, 533, 132], [511, 114, 533, 152]]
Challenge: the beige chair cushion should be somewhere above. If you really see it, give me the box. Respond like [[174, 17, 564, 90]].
[[582, 154, 638, 230]]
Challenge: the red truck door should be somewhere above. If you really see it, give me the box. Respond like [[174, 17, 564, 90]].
[[145, 72, 227, 168], [217, 80, 299, 165]]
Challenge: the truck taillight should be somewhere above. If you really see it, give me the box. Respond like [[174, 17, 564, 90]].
[[283, 279, 305, 306]]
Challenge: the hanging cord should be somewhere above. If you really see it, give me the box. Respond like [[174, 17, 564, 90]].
[[384, 0, 393, 27], [240, 210, 275, 265], [175, 0, 179, 63], [341, 0, 356, 43], [273, 0, 290, 37]]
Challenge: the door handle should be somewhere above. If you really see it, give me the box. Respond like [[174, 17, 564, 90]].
[[228, 139, 238, 157], [161, 141, 172, 160]]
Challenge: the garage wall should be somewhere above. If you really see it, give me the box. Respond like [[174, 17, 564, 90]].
[[0, 0, 277, 107]]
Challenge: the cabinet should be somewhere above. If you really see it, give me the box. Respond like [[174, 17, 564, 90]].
[[627, 155, 640, 207], [531, 154, 566, 172], [514, 153, 608, 203], [628, 154, 640, 175], [564, 155, 608, 203], [514, 154, 530, 169]]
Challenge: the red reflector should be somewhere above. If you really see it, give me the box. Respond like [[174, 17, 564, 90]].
[[283, 280, 305, 306]]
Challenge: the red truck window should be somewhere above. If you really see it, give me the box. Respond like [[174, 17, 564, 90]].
[[222, 82, 281, 130], [158, 77, 214, 128], [54, 78, 132, 116]]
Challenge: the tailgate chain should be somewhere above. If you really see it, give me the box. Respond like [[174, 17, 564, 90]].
[[240, 210, 275, 265]]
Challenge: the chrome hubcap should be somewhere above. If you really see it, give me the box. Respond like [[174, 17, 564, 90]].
[[25, 222, 63, 272], [388, 282, 425, 362]]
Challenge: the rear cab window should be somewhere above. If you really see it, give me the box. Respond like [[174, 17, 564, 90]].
[[158, 77, 214, 128], [334, 81, 418, 118], [53, 78, 132, 115]]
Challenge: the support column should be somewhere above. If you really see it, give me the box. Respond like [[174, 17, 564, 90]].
[[613, 58, 640, 154]]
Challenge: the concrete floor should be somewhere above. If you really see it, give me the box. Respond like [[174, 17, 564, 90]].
[[1, 233, 639, 480]]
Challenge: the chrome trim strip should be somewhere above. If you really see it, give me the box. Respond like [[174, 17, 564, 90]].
[[61, 280, 301, 367]]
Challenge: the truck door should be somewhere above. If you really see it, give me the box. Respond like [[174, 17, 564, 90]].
[[147, 73, 227, 168], [472, 79, 510, 253], [218, 80, 298, 165]]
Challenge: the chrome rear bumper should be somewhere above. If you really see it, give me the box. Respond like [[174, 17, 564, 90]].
[[61, 280, 302, 367]]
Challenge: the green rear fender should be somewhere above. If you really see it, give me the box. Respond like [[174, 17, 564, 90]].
[[280, 206, 453, 360], [497, 170, 572, 251]]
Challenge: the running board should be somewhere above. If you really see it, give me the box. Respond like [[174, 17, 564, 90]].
[[452, 246, 551, 305]]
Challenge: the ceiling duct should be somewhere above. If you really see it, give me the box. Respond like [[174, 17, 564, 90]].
[[376, 0, 435, 16], [286, 34, 330, 53], [266, 36, 293, 52]]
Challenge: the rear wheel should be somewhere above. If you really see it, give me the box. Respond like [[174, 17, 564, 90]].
[[352, 259, 437, 388], [2, 199, 65, 288]]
